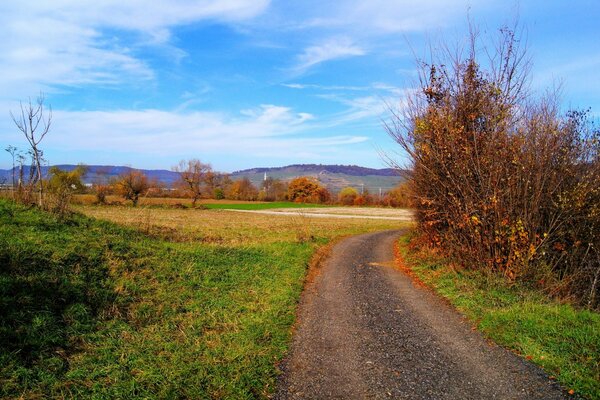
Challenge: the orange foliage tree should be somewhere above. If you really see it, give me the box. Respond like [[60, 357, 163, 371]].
[[287, 176, 330, 204], [115, 169, 149, 206]]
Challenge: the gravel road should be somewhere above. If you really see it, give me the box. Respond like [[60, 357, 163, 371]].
[[275, 230, 568, 399], [225, 209, 413, 221]]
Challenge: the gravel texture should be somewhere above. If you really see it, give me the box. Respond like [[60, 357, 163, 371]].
[[275, 230, 568, 399]]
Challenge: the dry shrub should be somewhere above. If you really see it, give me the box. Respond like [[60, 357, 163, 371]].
[[382, 182, 413, 208], [387, 25, 600, 308]]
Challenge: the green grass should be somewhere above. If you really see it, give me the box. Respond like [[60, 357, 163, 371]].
[[202, 201, 328, 210], [1, 199, 400, 398], [397, 235, 600, 399]]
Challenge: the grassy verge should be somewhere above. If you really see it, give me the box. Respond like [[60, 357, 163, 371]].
[[202, 201, 327, 210], [1, 199, 401, 398], [396, 234, 600, 399]]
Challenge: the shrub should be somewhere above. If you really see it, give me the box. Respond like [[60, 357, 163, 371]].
[[386, 26, 600, 307], [338, 187, 359, 205], [46, 166, 86, 217], [287, 177, 330, 204]]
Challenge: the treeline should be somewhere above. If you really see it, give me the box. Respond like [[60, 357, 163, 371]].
[[85, 160, 412, 207], [388, 26, 599, 308], [3, 148, 411, 212]]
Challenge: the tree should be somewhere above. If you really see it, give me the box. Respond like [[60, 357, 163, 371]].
[[91, 167, 112, 204], [46, 165, 87, 217], [338, 187, 359, 205], [287, 176, 330, 203], [382, 183, 412, 208], [227, 177, 258, 200], [173, 159, 213, 206], [115, 169, 149, 206], [4, 145, 17, 190], [386, 24, 600, 307], [261, 177, 288, 201], [11, 93, 52, 207]]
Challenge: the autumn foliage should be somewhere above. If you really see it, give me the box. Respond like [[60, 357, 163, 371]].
[[115, 169, 149, 206], [287, 176, 331, 204], [387, 27, 600, 307]]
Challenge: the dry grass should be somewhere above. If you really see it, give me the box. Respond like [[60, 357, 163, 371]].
[[71, 194, 268, 206], [77, 205, 410, 246]]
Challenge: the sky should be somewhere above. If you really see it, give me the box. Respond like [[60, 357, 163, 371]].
[[0, 1, 598, 172]]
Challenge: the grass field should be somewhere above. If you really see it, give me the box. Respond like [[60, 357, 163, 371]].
[[1, 199, 405, 398], [396, 235, 600, 399]]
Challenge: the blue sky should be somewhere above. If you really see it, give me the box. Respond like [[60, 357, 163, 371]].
[[0, 1, 598, 172]]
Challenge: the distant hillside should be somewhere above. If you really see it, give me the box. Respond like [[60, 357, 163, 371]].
[[0, 163, 406, 193], [232, 164, 406, 193], [233, 164, 401, 177], [0, 165, 180, 185]]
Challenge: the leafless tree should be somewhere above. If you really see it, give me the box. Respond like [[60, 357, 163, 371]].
[[4, 145, 18, 191], [173, 159, 213, 206], [10, 93, 52, 207]]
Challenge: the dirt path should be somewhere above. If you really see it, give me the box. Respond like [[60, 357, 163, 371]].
[[275, 230, 567, 399], [224, 209, 413, 221]]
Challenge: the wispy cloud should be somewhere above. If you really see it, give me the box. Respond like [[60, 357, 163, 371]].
[[282, 82, 404, 94], [282, 83, 368, 91], [292, 37, 365, 74], [294, 0, 472, 34]]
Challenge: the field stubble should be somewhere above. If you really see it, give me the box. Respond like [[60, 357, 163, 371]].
[[77, 205, 407, 245]]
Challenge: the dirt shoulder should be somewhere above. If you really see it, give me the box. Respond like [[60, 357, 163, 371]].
[[274, 230, 568, 399]]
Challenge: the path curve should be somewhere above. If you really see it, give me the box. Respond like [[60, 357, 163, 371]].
[[275, 230, 567, 399]]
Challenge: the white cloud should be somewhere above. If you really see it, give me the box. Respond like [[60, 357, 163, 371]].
[[293, 37, 365, 74], [0, 1, 270, 95], [1, 103, 364, 159], [0, 1, 269, 33]]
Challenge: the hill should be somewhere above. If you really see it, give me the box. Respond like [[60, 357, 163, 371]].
[[231, 164, 406, 193], [0, 165, 180, 185], [0, 163, 406, 193]]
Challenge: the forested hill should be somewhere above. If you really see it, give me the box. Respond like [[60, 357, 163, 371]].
[[0, 165, 179, 185], [232, 164, 403, 177]]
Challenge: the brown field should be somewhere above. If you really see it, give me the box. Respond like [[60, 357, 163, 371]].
[[77, 205, 410, 246], [71, 194, 267, 206]]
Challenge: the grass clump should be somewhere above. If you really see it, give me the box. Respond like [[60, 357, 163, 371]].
[[397, 235, 600, 399]]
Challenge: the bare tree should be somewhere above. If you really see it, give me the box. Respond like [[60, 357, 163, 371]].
[[4, 145, 17, 191], [115, 169, 149, 207], [173, 159, 212, 206], [10, 93, 52, 207]]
